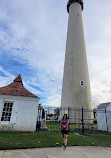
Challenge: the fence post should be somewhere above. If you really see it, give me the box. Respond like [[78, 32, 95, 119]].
[[68, 107, 70, 132], [81, 107, 84, 134], [105, 109, 108, 133]]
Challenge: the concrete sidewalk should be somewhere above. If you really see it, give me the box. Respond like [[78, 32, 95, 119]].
[[0, 146, 111, 158]]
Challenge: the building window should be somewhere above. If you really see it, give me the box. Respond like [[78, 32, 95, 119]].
[[80, 80, 84, 86], [1, 102, 13, 121]]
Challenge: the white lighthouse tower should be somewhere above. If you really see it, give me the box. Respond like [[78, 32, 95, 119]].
[[61, 0, 92, 121]]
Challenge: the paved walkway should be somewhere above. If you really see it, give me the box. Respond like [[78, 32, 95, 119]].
[[0, 146, 111, 158]]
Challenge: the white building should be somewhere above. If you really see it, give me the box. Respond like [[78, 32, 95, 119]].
[[97, 102, 111, 133], [0, 74, 40, 132], [61, 0, 92, 123]]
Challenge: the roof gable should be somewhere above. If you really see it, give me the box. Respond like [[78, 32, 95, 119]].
[[0, 74, 39, 99], [14, 74, 22, 83], [97, 102, 111, 110]]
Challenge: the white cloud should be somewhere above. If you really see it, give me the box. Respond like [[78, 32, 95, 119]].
[[0, 66, 15, 81], [0, 0, 67, 106], [83, 0, 111, 103]]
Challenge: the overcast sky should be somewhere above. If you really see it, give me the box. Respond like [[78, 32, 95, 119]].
[[0, 0, 111, 107]]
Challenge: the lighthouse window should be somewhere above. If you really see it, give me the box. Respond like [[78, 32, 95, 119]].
[[1, 102, 13, 121], [80, 80, 84, 86]]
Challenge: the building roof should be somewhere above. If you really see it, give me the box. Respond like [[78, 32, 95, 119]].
[[0, 74, 39, 99], [97, 102, 111, 110]]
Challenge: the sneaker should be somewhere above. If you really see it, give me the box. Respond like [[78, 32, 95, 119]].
[[64, 146, 66, 150]]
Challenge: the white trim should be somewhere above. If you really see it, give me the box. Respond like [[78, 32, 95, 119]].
[[0, 95, 39, 102]]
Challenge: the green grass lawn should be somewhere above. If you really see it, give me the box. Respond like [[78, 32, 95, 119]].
[[0, 131, 111, 150]]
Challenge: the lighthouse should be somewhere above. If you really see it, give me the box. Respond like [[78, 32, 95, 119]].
[[61, 0, 92, 122]]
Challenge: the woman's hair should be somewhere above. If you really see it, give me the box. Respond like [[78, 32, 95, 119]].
[[62, 114, 68, 120]]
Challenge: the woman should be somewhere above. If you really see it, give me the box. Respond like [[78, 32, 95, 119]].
[[60, 114, 69, 150]]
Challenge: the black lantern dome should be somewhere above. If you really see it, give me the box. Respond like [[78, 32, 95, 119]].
[[67, 0, 84, 13]]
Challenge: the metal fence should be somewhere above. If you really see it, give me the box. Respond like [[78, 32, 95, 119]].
[[36, 106, 111, 134]]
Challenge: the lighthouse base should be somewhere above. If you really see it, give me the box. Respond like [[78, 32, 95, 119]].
[[59, 107, 93, 124]]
